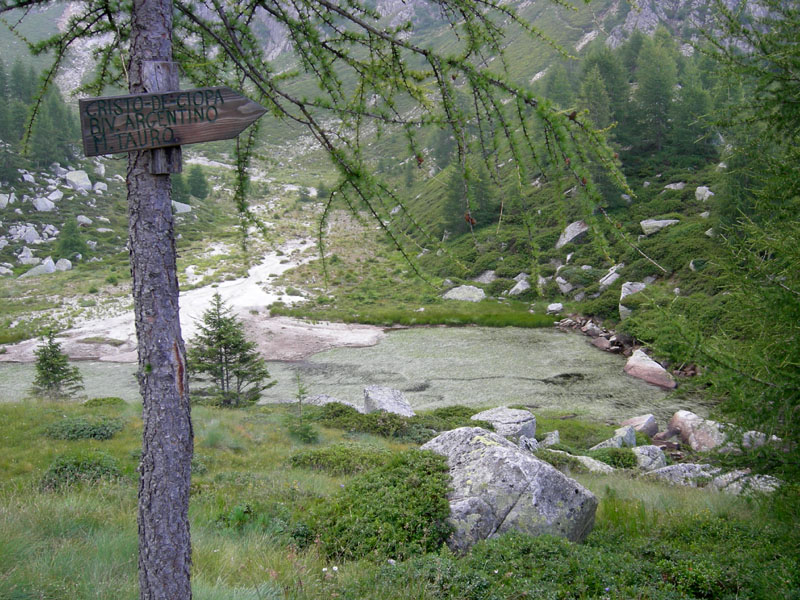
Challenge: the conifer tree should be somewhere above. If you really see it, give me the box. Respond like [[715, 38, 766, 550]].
[[634, 39, 677, 151], [31, 331, 84, 400], [188, 293, 271, 406], [56, 218, 89, 260], [187, 165, 209, 199], [578, 65, 613, 129], [171, 172, 189, 203]]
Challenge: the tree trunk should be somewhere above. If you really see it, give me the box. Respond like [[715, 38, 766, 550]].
[[128, 1, 193, 598]]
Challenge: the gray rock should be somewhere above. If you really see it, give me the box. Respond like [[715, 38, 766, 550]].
[[695, 186, 714, 202], [421, 427, 598, 551], [590, 426, 636, 451], [443, 285, 486, 302], [711, 470, 782, 496], [519, 435, 539, 452], [632, 445, 667, 472], [22, 172, 35, 184], [619, 281, 646, 320], [0, 193, 14, 209], [513, 272, 529, 283], [555, 220, 590, 249], [664, 181, 686, 191], [172, 200, 192, 214], [47, 189, 64, 202], [363, 385, 415, 417], [624, 349, 676, 389], [304, 394, 363, 413], [508, 278, 530, 296], [647, 463, 721, 487], [598, 263, 624, 291], [42, 224, 59, 238], [640, 219, 679, 235], [471, 407, 536, 437], [77, 215, 93, 226], [66, 170, 92, 192], [555, 276, 573, 295], [705, 228, 715, 237], [94, 182, 108, 193], [17, 226, 42, 245], [546, 303, 563, 315], [20, 256, 56, 278], [541, 430, 560, 447], [54, 258, 72, 271], [699, 211, 710, 219], [621, 414, 658, 438], [0, 266, 11, 276], [473, 270, 497, 284], [33, 197, 56, 212], [96, 228, 113, 233], [0, 239, 6, 251], [668, 410, 727, 452], [573, 454, 615, 474], [94, 163, 106, 177], [581, 321, 603, 337], [17, 246, 39, 265]]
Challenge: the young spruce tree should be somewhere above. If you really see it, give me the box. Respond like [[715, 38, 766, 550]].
[[188, 294, 271, 407], [31, 331, 84, 400]]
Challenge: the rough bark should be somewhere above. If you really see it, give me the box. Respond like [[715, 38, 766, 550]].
[[128, 0, 193, 598]]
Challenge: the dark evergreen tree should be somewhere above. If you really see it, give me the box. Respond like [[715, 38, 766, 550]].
[[171, 172, 189, 203], [578, 65, 612, 129], [56, 218, 89, 260], [187, 164, 210, 199], [669, 60, 714, 161], [0, 58, 7, 99], [31, 331, 84, 400], [543, 62, 573, 108], [583, 46, 629, 123], [634, 39, 677, 151], [188, 293, 271, 406], [9, 59, 34, 103]]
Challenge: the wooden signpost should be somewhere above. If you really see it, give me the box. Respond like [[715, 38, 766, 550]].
[[79, 86, 267, 158]]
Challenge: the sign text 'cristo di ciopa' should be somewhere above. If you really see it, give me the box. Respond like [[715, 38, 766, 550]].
[[79, 87, 267, 157]]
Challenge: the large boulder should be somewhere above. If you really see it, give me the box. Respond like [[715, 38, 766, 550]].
[[621, 414, 658, 438], [623, 349, 676, 389], [619, 281, 646, 320], [0, 193, 15, 209], [508, 278, 530, 296], [363, 385, 415, 417], [711, 470, 781, 496], [172, 201, 192, 214], [443, 285, 485, 302], [17, 246, 40, 265], [598, 263, 624, 291], [632, 445, 667, 472], [20, 256, 56, 278], [472, 270, 496, 284], [668, 410, 727, 452], [47, 189, 63, 202], [546, 303, 563, 315], [640, 219, 679, 235], [66, 170, 93, 192], [32, 197, 56, 212], [646, 463, 721, 487], [695, 186, 714, 202], [555, 220, 590, 249], [590, 425, 636, 450], [54, 258, 72, 271], [470, 407, 536, 438], [421, 428, 598, 551]]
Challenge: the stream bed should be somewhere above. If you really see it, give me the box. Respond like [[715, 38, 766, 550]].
[[0, 326, 684, 423]]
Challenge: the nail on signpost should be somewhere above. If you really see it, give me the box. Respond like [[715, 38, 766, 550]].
[[78, 87, 267, 157]]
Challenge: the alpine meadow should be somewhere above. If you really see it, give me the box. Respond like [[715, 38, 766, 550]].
[[0, 1, 797, 599]]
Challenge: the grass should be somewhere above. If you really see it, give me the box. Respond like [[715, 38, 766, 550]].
[[0, 399, 797, 599]]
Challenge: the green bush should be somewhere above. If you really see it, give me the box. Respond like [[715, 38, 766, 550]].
[[587, 447, 637, 469], [309, 403, 492, 444], [290, 443, 391, 475], [40, 450, 122, 491], [83, 396, 126, 408], [44, 416, 124, 440], [310, 450, 452, 560], [534, 449, 588, 474], [284, 414, 319, 444]]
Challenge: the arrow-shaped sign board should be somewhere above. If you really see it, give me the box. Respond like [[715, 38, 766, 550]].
[[79, 87, 266, 157]]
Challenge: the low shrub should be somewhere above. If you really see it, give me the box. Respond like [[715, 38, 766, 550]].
[[44, 416, 124, 441], [83, 396, 126, 408], [309, 403, 492, 444], [290, 443, 391, 475], [284, 414, 320, 444], [40, 450, 122, 491], [310, 450, 452, 561], [587, 447, 638, 469], [534, 449, 588, 474]]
